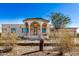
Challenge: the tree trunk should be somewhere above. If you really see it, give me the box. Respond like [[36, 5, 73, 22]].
[[39, 39, 44, 51]]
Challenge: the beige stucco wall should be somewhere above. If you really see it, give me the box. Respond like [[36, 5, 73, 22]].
[[49, 28, 77, 39]]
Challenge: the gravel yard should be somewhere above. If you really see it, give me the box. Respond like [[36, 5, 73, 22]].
[[0, 40, 59, 56], [0, 45, 79, 56], [0, 45, 56, 56], [0, 40, 79, 56]]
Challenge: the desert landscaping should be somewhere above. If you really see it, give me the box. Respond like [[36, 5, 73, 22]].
[[0, 33, 79, 56], [0, 12, 79, 56]]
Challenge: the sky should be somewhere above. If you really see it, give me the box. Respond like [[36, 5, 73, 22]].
[[0, 3, 79, 32]]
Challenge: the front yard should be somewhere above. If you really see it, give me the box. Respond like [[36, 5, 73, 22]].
[[0, 39, 79, 56]]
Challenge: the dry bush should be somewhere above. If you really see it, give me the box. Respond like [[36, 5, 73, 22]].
[[0, 33, 22, 54], [0, 32, 19, 47], [49, 29, 75, 54], [60, 29, 75, 53], [56, 29, 75, 54]]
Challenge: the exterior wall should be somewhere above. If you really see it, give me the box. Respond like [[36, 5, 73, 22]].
[[49, 28, 77, 39], [2, 24, 77, 39], [2, 24, 26, 37]]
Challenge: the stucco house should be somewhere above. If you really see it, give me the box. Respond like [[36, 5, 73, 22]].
[[2, 18, 77, 40]]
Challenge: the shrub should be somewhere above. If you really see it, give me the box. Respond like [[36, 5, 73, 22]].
[[0, 32, 18, 47], [59, 29, 75, 55]]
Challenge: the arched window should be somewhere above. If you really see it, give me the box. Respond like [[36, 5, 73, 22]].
[[42, 23, 47, 33]]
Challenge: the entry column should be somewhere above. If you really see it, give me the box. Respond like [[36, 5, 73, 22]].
[[28, 22, 31, 37], [40, 22, 42, 36]]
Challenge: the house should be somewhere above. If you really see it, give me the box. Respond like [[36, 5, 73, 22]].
[[2, 18, 77, 40]]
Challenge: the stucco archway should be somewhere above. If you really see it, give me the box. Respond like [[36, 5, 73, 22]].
[[30, 21, 40, 35]]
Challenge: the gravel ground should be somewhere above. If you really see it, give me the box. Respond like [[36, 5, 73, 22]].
[[1, 45, 79, 56], [0, 45, 57, 56], [0, 39, 79, 56], [24, 51, 60, 56]]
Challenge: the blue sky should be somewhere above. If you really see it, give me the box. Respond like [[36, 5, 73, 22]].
[[0, 3, 79, 32]]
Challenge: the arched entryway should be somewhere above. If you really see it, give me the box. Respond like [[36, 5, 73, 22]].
[[30, 21, 40, 35]]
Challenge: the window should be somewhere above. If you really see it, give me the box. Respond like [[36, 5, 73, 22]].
[[42, 28, 46, 33], [11, 28, 16, 33], [22, 28, 29, 33]]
